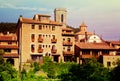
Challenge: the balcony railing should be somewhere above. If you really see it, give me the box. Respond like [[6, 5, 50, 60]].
[[0, 45, 18, 49], [51, 39, 57, 43], [63, 51, 73, 55], [38, 49, 43, 53], [31, 38, 35, 42], [63, 41, 73, 46], [38, 38, 43, 43], [62, 32, 74, 36], [51, 49, 57, 53]]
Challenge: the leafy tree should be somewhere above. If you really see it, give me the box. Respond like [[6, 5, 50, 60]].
[[0, 49, 17, 81], [0, 22, 17, 33], [60, 58, 110, 81], [110, 60, 120, 81]]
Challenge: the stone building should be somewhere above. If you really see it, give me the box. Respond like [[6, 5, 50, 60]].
[[16, 8, 75, 67], [0, 32, 19, 70], [74, 22, 120, 68]]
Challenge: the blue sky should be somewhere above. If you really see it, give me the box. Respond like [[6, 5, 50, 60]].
[[0, 0, 120, 40]]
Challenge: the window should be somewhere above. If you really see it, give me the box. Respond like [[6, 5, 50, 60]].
[[61, 14, 64, 22], [8, 42, 12, 44], [107, 61, 111, 67], [52, 25, 55, 30], [4, 49, 11, 52], [31, 44, 35, 52], [39, 25, 42, 30], [31, 24, 35, 29], [49, 45, 50, 48], [52, 35, 55, 39], [6, 59, 14, 65], [63, 38, 65, 41], [31, 34, 35, 42], [38, 34, 43, 43], [52, 45, 56, 50], [67, 38, 71, 42], [67, 46, 71, 51]]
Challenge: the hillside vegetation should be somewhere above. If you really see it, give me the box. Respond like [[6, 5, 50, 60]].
[[0, 22, 17, 33]]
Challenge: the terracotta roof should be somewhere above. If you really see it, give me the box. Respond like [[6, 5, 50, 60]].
[[80, 22, 87, 27], [21, 18, 61, 25], [75, 31, 93, 35], [0, 45, 18, 49], [75, 42, 117, 50], [3, 53, 19, 58], [0, 36, 17, 41], [107, 41, 120, 45]]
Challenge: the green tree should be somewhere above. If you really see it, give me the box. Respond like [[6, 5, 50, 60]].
[[60, 58, 110, 81], [0, 49, 17, 81], [110, 60, 120, 81]]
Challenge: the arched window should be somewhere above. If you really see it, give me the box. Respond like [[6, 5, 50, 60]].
[[61, 14, 64, 22]]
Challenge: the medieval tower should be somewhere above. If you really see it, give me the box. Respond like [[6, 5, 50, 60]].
[[54, 8, 67, 26]]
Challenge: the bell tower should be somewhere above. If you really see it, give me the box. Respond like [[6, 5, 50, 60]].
[[54, 8, 67, 26]]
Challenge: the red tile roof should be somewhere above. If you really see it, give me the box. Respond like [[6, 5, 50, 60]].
[[21, 18, 61, 25], [75, 31, 93, 35], [3, 53, 19, 58], [75, 42, 117, 50], [107, 41, 120, 45]]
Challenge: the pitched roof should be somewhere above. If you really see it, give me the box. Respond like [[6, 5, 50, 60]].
[[21, 18, 61, 25], [75, 42, 117, 50], [107, 41, 120, 45], [75, 31, 93, 35], [80, 22, 87, 27]]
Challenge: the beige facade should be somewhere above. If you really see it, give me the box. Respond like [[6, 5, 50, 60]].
[[16, 8, 75, 66], [15, 8, 120, 69], [0, 32, 19, 70], [103, 55, 120, 68]]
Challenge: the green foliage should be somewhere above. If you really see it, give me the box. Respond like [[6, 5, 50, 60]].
[[0, 49, 4, 64], [110, 60, 120, 81], [33, 62, 41, 73], [0, 63, 17, 81], [60, 58, 110, 81]]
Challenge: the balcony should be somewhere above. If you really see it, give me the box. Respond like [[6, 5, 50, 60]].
[[31, 38, 35, 42], [51, 39, 57, 43], [3, 53, 19, 58], [38, 38, 43, 43], [51, 49, 57, 53], [63, 51, 73, 56], [38, 49, 43, 53], [62, 32, 74, 36], [63, 41, 73, 46], [0, 45, 18, 49]]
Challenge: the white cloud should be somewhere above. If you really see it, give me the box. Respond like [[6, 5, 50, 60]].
[[0, 3, 48, 12]]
